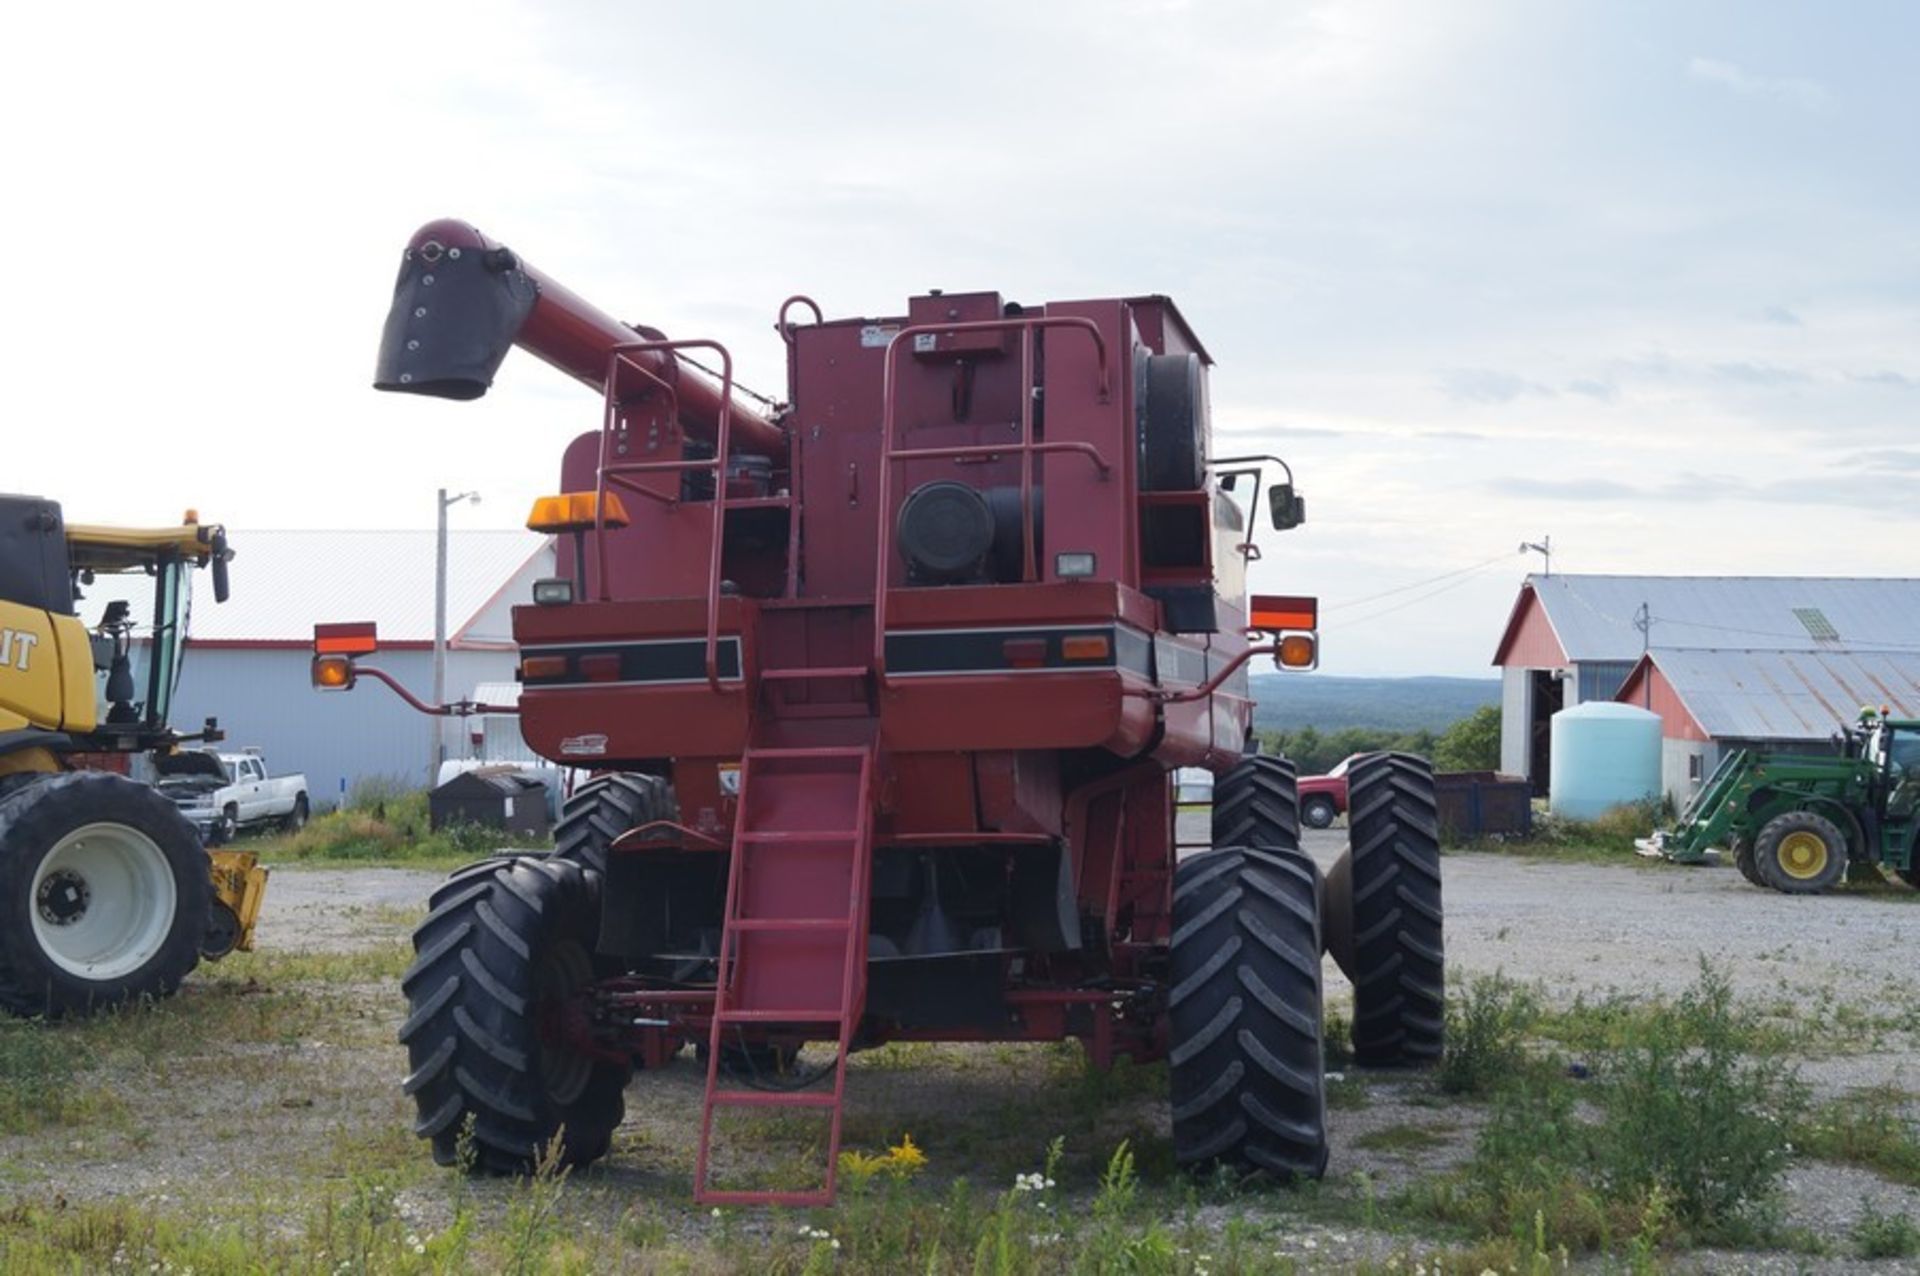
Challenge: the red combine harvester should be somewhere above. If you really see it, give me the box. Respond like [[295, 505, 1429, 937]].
[[340, 218, 1443, 1205]]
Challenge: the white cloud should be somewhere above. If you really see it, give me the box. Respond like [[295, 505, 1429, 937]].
[[1686, 56, 1830, 112]]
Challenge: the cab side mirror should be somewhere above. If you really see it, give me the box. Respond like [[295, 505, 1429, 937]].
[[1269, 484, 1306, 531]]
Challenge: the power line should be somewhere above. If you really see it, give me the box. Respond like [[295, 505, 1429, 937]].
[[1322, 551, 1520, 614], [1325, 561, 1508, 631]]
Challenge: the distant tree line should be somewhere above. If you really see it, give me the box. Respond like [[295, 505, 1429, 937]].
[[1258, 704, 1501, 777]]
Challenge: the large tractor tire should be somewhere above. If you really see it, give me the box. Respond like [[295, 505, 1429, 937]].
[[1210, 756, 1301, 852], [1752, 810, 1847, 894], [1169, 845, 1327, 1179], [1730, 835, 1765, 888], [0, 772, 209, 1019], [400, 855, 630, 1174], [553, 773, 675, 875], [1324, 753, 1444, 1069]]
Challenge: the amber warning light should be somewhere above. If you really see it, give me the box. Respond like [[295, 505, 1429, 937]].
[[312, 622, 377, 690], [1250, 594, 1319, 671]]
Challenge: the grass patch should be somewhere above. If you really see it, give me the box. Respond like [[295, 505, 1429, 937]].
[[1853, 1198, 1920, 1259], [1354, 1122, 1455, 1155], [250, 789, 545, 867], [1795, 1087, 1920, 1186], [1405, 965, 1805, 1256], [0, 1021, 120, 1134], [1449, 798, 1671, 865], [1438, 972, 1541, 1096]]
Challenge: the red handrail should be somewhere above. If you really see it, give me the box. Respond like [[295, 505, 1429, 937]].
[[594, 338, 738, 692], [869, 316, 1113, 683]]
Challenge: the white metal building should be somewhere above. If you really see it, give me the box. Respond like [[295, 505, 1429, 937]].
[[165, 530, 554, 804]]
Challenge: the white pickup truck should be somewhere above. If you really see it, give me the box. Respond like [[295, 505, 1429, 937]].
[[153, 749, 310, 844]]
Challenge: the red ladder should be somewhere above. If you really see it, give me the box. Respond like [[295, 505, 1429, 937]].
[[694, 733, 877, 1206]]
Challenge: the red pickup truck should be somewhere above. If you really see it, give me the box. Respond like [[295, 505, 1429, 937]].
[[1297, 754, 1364, 829]]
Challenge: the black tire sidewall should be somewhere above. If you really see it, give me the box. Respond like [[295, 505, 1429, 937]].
[[1302, 797, 1337, 829], [0, 773, 209, 1017], [1168, 844, 1328, 1178], [401, 855, 630, 1172], [1342, 752, 1445, 1068], [1755, 811, 1847, 894]]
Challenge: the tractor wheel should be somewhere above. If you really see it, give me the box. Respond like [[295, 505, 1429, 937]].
[[282, 795, 309, 833], [1301, 796, 1339, 831], [554, 773, 675, 875], [1753, 811, 1847, 894], [1210, 756, 1301, 852], [1731, 836, 1765, 888], [400, 854, 630, 1174], [1168, 845, 1327, 1179], [1326, 753, 1444, 1068], [0, 773, 209, 1019]]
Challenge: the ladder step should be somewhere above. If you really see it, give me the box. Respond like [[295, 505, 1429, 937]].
[[735, 829, 863, 843], [716, 1008, 846, 1024], [728, 917, 852, 932], [760, 665, 870, 681], [708, 1089, 839, 1109], [700, 1187, 834, 1208]]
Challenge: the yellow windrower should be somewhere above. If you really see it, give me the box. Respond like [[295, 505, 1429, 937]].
[[0, 495, 266, 1019]]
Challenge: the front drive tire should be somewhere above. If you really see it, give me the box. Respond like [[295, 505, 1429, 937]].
[[1169, 845, 1328, 1180], [0, 773, 209, 1019], [553, 774, 675, 875], [1211, 756, 1301, 852], [1331, 753, 1444, 1068], [400, 855, 630, 1174], [1753, 810, 1847, 894]]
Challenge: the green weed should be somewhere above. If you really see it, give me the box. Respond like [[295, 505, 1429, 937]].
[[1438, 972, 1541, 1096], [1795, 1087, 1920, 1186], [1852, 1198, 1920, 1258]]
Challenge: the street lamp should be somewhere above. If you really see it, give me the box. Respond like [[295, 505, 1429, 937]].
[[432, 488, 481, 783]]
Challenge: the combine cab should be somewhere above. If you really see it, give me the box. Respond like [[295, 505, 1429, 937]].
[[351, 219, 1445, 1203]]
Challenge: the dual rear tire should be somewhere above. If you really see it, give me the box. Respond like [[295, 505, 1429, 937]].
[[399, 854, 629, 1174], [1170, 752, 1446, 1179]]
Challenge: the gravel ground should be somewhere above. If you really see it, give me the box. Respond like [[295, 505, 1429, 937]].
[[11, 841, 1920, 1270]]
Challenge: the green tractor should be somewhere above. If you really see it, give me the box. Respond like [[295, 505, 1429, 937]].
[[1638, 709, 1920, 894]]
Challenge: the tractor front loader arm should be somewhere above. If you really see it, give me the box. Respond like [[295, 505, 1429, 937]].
[[1636, 748, 1755, 863]]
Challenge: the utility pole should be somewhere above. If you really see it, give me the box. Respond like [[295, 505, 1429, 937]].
[[432, 488, 480, 785], [1634, 601, 1652, 708], [1519, 535, 1553, 578]]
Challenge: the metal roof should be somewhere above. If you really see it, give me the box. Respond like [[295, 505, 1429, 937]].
[[148, 529, 551, 644], [1636, 647, 1920, 741], [1512, 574, 1920, 663]]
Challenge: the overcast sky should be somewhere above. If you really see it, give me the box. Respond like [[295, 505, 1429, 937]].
[[6, 1, 1914, 677]]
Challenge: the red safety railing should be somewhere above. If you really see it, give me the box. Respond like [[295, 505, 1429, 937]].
[[869, 316, 1114, 681], [592, 338, 738, 692]]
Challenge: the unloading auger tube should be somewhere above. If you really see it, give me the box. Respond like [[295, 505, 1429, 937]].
[[373, 218, 785, 458]]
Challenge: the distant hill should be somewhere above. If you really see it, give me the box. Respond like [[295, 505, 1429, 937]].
[[1250, 675, 1500, 733]]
